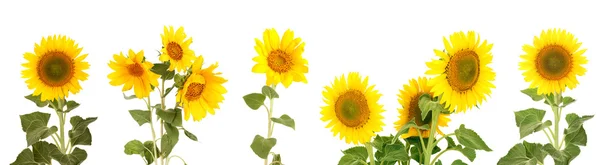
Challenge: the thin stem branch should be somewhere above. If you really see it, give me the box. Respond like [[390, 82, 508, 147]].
[[417, 131, 426, 151], [146, 97, 159, 165], [430, 148, 450, 165], [365, 143, 375, 165], [166, 155, 186, 165], [542, 128, 554, 145], [432, 133, 455, 147]]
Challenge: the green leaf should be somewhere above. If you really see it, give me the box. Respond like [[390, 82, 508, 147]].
[[65, 100, 80, 112], [243, 93, 266, 110], [418, 94, 443, 120], [151, 63, 170, 75], [561, 96, 575, 107], [446, 136, 457, 149], [564, 126, 587, 146], [523, 141, 546, 164], [455, 124, 492, 151], [435, 160, 442, 165], [129, 110, 151, 126], [451, 159, 467, 165], [456, 146, 476, 162], [162, 70, 175, 80], [143, 141, 159, 164], [394, 120, 430, 140], [10, 148, 41, 165], [123, 93, 138, 100], [514, 108, 549, 138], [514, 108, 546, 127], [68, 116, 97, 146], [271, 114, 295, 130], [26, 126, 57, 146], [342, 146, 368, 161], [174, 74, 186, 88], [124, 140, 145, 155], [32, 141, 58, 164], [156, 108, 183, 127], [338, 154, 365, 165], [164, 87, 175, 97], [50, 147, 88, 165], [271, 153, 282, 165], [564, 114, 593, 135], [497, 143, 538, 165], [184, 130, 198, 141], [381, 143, 409, 162], [544, 93, 557, 106], [564, 114, 593, 146], [161, 123, 179, 157], [261, 86, 279, 99], [521, 88, 543, 101], [542, 143, 580, 165], [25, 94, 49, 107], [20, 112, 51, 133], [373, 135, 393, 151], [250, 135, 277, 159]]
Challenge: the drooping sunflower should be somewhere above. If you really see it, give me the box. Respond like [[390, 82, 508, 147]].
[[320, 72, 384, 145], [395, 77, 451, 138], [425, 31, 496, 113], [176, 55, 227, 122], [160, 25, 196, 72], [107, 49, 160, 98], [22, 35, 90, 101], [519, 28, 587, 95], [252, 28, 308, 88]]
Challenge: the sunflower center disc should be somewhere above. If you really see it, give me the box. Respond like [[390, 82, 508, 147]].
[[447, 50, 480, 92], [409, 92, 432, 126], [167, 42, 183, 60], [185, 82, 206, 101], [38, 51, 74, 87], [127, 63, 145, 77], [536, 45, 571, 80], [267, 49, 292, 73], [335, 90, 370, 127]]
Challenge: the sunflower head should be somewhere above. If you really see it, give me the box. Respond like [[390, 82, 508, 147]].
[[320, 72, 384, 145], [108, 49, 160, 98], [425, 31, 496, 113], [395, 77, 451, 138], [519, 28, 588, 95], [176, 55, 228, 122], [21, 35, 90, 101], [160, 25, 196, 72], [252, 28, 308, 88]]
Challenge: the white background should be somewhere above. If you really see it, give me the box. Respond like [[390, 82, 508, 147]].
[[1, 0, 598, 164]]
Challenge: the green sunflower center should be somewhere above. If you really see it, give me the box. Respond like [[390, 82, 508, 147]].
[[167, 42, 183, 60], [536, 45, 572, 80], [127, 63, 145, 77], [408, 92, 432, 126], [267, 49, 292, 73], [335, 90, 370, 128], [446, 50, 480, 92], [185, 82, 206, 101], [37, 51, 74, 87]]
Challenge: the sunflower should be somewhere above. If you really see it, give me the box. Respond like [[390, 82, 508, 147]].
[[252, 28, 308, 88], [519, 28, 588, 95], [425, 31, 496, 113], [176, 55, 227, 122], [160, 26, 196, 72], [320, 72, 384, 145], [21, 35, 90, 101], [395, 77, 451, 138], [107, 49, 160, 98]]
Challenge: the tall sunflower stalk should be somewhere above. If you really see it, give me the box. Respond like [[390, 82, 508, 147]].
[[328, 31, 494, 165], [243, 28, 308, 165], [12, 35, 96, 165], [108, 26, 227, 165], [498, 28, 593, 165]]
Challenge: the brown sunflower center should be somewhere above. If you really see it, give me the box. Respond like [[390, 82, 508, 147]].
[[536, 45, 572, 80], [185, 82, 205, 101], [408, 92, 432, 126], [267, 49, 292, 73], [127, 63, 144, 77], [37, 51, 74, 87], [335, 90, 370, 128], [446, 50, 480, 92], [167, 42, 183, 60]]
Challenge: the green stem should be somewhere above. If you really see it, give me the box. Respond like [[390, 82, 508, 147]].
[[542, 128, 554, 145], [146, 97, 159, 165], [551, 92, 561, 149], [166, 155, 186, 165], [430, 148, 450, 165], [365, 143, 375, 165], [264, 85, 276, 165], [417, 131, 426, 152], [54, 99, 67, 154], [423, 109, 440, 165], [404, 138, 411, 165]]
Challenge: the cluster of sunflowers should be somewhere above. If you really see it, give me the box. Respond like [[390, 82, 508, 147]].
[[13, 26, 591, 165]]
